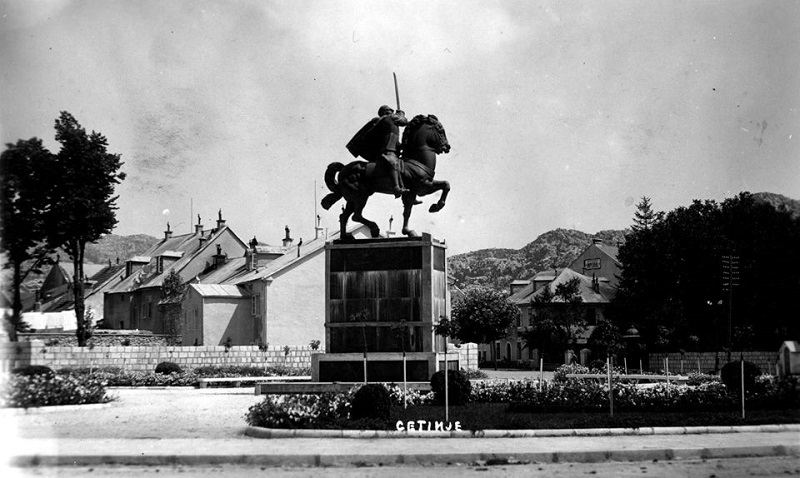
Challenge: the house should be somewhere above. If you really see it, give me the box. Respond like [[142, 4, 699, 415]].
[[14, 260, 110, 331], [568, 237, 621, 288], [484, 238, 623, 367], [103, 213, 249, 335], [183, 224, 372, 347]]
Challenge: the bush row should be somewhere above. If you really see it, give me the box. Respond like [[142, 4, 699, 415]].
[[1, 374, 112, 408], [46, 363, 311, 387], [245, 367, 799, 429]]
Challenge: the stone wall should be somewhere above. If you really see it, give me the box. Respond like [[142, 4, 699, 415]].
[[0, 341, 321, 373], [18, 331, 175, 347], [647, 350, 779, 375], [449, 343, 479, 371]]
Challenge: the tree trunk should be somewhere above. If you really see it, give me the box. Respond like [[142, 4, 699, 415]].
[[9, 261, 22, 342], [73, 242, 89, 346]]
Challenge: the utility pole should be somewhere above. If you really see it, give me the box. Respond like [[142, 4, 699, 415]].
[[721, 254, 739, 363]]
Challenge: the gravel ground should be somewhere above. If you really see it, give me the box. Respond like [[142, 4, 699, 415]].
[[9, 387, 264, 440]]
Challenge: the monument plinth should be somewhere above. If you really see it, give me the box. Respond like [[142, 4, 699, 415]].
[[312, 233, 454, 382]]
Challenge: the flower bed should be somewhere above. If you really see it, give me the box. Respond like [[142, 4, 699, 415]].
[[58, 365, 310, 387], [244, 366, 799, 430], [1, 373, 112, 408]]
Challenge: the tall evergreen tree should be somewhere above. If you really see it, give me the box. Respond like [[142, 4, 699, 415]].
[[0, 138, 54, 340], [631, 196, 664, 232], [43, 112, 126, 346]]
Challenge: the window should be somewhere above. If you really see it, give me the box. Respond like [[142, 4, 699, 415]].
[[516, 343, 522, 361], [156, 257, 164, 274], [584, 258, 601, 270]]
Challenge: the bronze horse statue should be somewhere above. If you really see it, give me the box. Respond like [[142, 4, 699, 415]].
[[321, 114, 451, 239]]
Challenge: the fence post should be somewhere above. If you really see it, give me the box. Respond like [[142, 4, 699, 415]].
[[741, 359, 746, 419]]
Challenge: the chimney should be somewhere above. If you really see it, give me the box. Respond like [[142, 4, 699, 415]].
[[198, 232, 207, 248], [164, 222, 173, 240], [282, 225, 293, 248], [195, 214, 204, 234], [296, 238, 303, 258], [249, 236, 258, 251], [212, 244, 227, 267], [216, 209, 226, 229], [386, 216, 396, 237], [315, 215, 324, 240]]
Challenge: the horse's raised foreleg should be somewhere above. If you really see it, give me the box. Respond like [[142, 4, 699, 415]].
[[352, 199, 381, 238], [427, 180, 450, 213], [339, 202, 355, 241], [401, 195, 418, 237]]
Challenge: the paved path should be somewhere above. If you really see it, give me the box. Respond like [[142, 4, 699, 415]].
[[2, 387, 799, 468]]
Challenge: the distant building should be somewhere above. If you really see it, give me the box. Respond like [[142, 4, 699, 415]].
[[103, 213, 249, 334], [184, 224, 372, 347], [483, 238, 622, 367]]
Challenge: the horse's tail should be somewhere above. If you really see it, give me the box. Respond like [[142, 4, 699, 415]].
[[320, 162, 345, 210]]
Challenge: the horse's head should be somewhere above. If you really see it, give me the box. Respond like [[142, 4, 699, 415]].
[[403, 114, 451, 155], [426, 114, 451, 154]]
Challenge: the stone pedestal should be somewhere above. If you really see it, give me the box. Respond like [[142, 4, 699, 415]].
[[312, 233, 454, 382]]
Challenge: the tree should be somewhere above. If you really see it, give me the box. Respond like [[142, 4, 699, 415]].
[[42, 112, 126, 346], [587, 319, 624, 359], [447, 285, 519, 369], [631, 196, 664, 232], [0, 138, 55, 340], [520, 276, 585, 362], [160, 270, 186, 342], [616, 192, 800, 352]]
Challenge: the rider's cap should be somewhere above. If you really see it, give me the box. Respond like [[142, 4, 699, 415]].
[[378, 105, 394, 116]]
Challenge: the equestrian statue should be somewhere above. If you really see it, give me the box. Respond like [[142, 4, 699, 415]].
[[320, 104, 451, 239]]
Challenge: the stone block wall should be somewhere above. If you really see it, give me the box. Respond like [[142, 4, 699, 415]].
[[448, 343, 479, 371], [647, 351, 778, 375], [18, 331, 175, 347], [0, 341, 322, 373]]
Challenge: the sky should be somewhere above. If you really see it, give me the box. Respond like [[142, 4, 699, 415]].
[[1, 0, 798, 256]]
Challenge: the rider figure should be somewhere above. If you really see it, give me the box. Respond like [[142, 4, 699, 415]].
[[347, 105, 410, 197], [373, 105, 410, 197]]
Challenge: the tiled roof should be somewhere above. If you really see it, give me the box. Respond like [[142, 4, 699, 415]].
[[88, 264, 126, 288], [197, 256, 247, 284], [106, 226, 243, 293], [231, 224, 371, 285], [189, 283, 248, 298], [510, 268, 616, 305]]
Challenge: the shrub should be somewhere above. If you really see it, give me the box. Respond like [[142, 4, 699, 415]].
[[384, 384, 433, 407], [430, 369, 472, 405], [1, 374, 111, 408], [463, 368, 488, 379], [720, 360, 761, 394], [588, 359, 607, 371], [552, 363, 590, 383], [686, 372, 719, 386], [12, 365, 55, 378], [350, 384, 392, 420], [155, 361, 183, 375], [245, 392, 350, 429]]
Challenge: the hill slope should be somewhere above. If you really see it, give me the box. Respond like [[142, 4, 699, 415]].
[[83, 234, 159, 264], [447, 228, 626, 291]]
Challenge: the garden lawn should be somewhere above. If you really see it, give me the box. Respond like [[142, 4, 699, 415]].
[[380, 404, 800, 431]]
